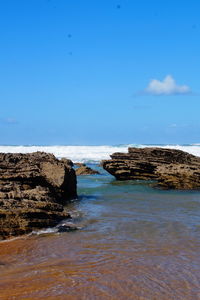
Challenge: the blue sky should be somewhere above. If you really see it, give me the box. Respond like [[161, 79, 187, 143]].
[[0, 0, 199, 145]]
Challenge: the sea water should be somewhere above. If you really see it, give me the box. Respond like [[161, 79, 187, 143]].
[[0, 145, 200, 299], [0, 143, 200, 162]]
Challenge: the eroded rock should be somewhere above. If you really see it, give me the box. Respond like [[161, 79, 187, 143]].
[[102, 147, 200, 189], [0, 152, 77, 239]]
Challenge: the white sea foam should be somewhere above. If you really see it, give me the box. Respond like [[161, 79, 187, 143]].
[[0, 145, 130, 162], [0, 144, 200, 163]]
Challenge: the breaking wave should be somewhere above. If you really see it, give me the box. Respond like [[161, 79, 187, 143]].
[[0, 144, 200, 163]]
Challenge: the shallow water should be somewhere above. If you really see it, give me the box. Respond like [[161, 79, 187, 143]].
[[1, 166, 200, 299]]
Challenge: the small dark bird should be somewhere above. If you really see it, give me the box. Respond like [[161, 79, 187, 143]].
[[116, 4, 121, 9]]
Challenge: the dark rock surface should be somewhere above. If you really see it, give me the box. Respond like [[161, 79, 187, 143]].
[[102, 147, 200, 189], [75, 164, 100, 175], [57, 222, 80, 232], [0, 152, 77, 239]]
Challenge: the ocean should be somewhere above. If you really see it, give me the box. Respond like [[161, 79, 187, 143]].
[[1, 143, 200, 162], [0, 144, 200, 299]]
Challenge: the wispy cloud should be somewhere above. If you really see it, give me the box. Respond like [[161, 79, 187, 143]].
[[144, 75, 191, 95], [0, 117, 19, 125], [169, 123, 177, 128]]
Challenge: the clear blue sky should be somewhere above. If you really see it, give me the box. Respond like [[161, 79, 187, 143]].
[[0, 0, 199, 145]]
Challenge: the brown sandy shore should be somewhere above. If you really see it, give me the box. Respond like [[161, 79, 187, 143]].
[[0, 208, 200, 300]]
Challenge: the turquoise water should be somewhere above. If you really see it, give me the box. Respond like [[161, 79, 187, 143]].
[[77, 165, 200, 243]]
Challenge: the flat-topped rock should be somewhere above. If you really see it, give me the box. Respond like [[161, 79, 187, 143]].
[[0, 152, 77, 239], [101, 147, 200, 189]]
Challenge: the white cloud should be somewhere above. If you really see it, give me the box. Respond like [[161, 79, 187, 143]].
[[145, 75, 191, 95]]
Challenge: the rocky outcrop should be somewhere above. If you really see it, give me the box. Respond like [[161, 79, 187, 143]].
[[102, 147, 200, 189], [75, 163, 100, 175], [60, 158, 74, 167], [0, 152, 77, 239]]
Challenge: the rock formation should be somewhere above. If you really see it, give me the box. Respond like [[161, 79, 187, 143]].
[[102, 147, 200, 189], [0, 152, 77, 239], [75, 163, 100, 175]]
